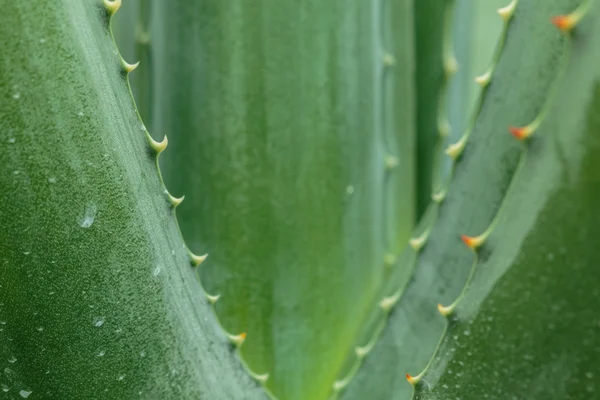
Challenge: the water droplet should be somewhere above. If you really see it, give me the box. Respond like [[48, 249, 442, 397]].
[[97, 350, 105, 357], [12, 93, 20, 100], [153, 265, 161, 276], [79, 204, 97, 228], [13, 170, 20, 175], [23, 251, 30, 256], [7, 138, 15, 144], [39, 38, 46, 44], [346, 185, 354, 195], [36, 327, 43, 332], [118, 375, 125, 381], [463, 329, 471, 336], [77, 111, 84, 117], [93, 317, 105, 327], [1, 383, 8, 392], [19, 389, 32, 398], [140, 350, 146, 358], [7, 356, 16, 364], [48, 177, 57, 184]]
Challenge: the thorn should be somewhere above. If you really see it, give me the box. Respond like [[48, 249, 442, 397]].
[[438, 119, 451, 138], [228, 332, 246, 347], [167, 192, 184, 207], [551, 1, 592, 33], [460, 233, 486, 250], [551, 15, 573, 32], [190, 252, 209, 266], [206, 293, 220, 304], [122, 60, 139, 73], [432, 189, 446, 203], [406, 373, 421, 386], [497, 0, 517, 22], [445, 135, 466, 160], [444, 55, 458, 76], [253, 373, 269, 384], [384, 154, 399, 170], [437, 303, 454, 317], [383, 53, 395, 67], [103, 0, 122, 15], [384, 253, 397, 268], [409, 231, 428, 251], [148, 134, 168, 154], [474, 69, 492, 87], [355, 345, 370, 359], [333, 379, 349, 391], [379, 293, 400, 312], [508, 125, 533, 140]]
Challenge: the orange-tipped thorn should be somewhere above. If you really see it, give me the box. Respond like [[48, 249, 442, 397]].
[[551, 15, 575, 32], [406, 373, 420, 386], [461, 234, 485, 249], [228, 332, 247, 347], [437, 303, 454, 317], [508, 125, 533, 140]]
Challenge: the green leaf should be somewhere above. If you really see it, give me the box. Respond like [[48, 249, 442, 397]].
[[0, 1, 268, 398], [339, 0, 575, 398], [151, 1, 415, 399], [414, 1, 600, 398]]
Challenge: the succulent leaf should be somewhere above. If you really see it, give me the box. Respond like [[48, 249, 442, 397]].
[[0, 1, 269, 398]]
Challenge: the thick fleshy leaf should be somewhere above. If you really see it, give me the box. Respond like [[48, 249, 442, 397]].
[[0, 1, 268, 398], [150, 1, 415, 399]]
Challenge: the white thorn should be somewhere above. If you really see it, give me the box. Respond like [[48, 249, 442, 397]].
[[445, 135, 467, 160], [474, 69, 492, 87], [148, 134, 168, 154], [103, 0, 122, 15], [122, 60, 140, 73], [384, 154, 399, 170], [409, 232, 428, 251], [432, 189, 447, 203], [379, 293, 400, 312], [206, 293, 220, 304], [190, 252, 209, 266], [167, 192, 184, 207], [332, 380, 347, 392], [383, 53, 395, 67], [355, 345, 371, 359], [227, 332, 247, 347], [253, 373, 269, 384], [498, 0, 518, 22], [444, 55, 458, 76]]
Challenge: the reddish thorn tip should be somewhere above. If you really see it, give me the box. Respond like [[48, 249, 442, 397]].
[[240, 332, 247, 340], [405, 374, 412, 382], [508, 126, 526, 140], [460, 234, 474, 247], [551, 15, 571, 32]]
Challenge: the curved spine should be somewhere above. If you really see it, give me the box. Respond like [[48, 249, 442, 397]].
[[105, 2, 274, 393], [410, 1, 591, 395]]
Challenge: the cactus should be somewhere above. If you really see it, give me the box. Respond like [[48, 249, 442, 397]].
[[2, 0, 600, 399]]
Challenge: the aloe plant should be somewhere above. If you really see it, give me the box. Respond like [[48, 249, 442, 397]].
[[1, 0, 599, 399]]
